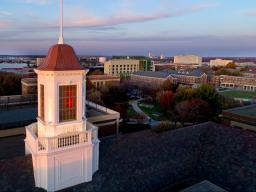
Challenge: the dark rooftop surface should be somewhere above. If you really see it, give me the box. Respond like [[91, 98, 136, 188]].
[[133, 71, 169, 78], [1, 122, 256, 192], [180, 180, 228, 192], [224, 104, 256, 118], [169, 69, 204, 77], [0, 105, 109, 129], [133, 69, 205, 79], [0, 105, 37, 129]]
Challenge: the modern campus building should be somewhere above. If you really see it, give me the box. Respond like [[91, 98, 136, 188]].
[[103, 57, 153, 77], [87, 74, 120, 89], [210, 59, 233, 67], [131, 69, 207, 88], [104, 59, 140, 76], [174, 54, 202, 66]]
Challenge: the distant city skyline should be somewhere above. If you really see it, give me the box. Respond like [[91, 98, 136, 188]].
[[0, 0, 256, 56]]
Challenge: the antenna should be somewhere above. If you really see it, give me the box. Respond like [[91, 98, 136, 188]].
[[58, 0, 64, 44]]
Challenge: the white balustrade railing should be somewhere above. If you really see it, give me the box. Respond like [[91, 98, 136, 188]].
[[26, 123, 93, 153], [87, 121, 98, 141]]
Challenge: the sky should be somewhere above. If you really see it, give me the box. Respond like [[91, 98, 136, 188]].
[[0, 0, 255, 56]]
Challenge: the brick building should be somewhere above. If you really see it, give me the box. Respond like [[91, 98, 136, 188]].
[[219, 75, 256, 91], [87, 74, 120, 88], [131, 69, 207, 87]]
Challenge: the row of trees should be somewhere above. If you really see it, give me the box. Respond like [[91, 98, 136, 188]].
[[86, 79, 129, 118], [86, 76, 239, 125], [215, 68, 242, 76], [0, 72, 21, 96], [154, 82, 222, 124]]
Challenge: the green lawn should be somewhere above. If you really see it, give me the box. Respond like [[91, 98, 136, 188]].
[[127, 107, 138, 118], [139, 103, 170, 121], [220, 90, 256, 99]]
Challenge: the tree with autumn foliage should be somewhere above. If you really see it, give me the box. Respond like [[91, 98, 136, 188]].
[[194, 84, 221, 116], [156, 90, 174, 111], [86, 79, 94, 91], [161, 79, 179, 93], [175, 98, 211, 124], [226, 62, 237, 69], [174, 87, 195, 104], [87, 89, 103, 105]]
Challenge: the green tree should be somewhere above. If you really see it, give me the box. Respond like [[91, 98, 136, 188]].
[[195, 84, 221, 116], [0, 72, 21, 96], [87, 90, 103, 105], [88, 69, 103, 76], [174, 87, 195, 104], [215, 68, 242, 76]]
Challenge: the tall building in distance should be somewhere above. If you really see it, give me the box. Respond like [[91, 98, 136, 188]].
[[160, 53, 165, 60], [24, 1, 99, 191], [104, 58, 140, 77], [36, 57, 45, 67], [174, 54, 202, 66], [104, 56, 153, 77], [148, 51, 154, 59], [210, 59, 233, 67]]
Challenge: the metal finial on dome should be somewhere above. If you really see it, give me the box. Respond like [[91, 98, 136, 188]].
[[58, 0, 64, 44]]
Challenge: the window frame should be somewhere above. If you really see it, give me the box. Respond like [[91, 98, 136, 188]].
[[58, 84, 78, 123], [39, 84, 45, 121]]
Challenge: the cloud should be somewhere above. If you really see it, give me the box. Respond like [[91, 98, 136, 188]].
[[66, 3, 216, 28], [0, 19, 13, 27], [0, 11, 12, 16], [243, 10, 256, 16], [24, 0, 51, 5]]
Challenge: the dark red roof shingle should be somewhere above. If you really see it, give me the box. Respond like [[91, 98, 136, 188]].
[[37, 44, 84, 71]]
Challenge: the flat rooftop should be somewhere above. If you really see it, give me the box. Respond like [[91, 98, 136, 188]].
[[1, 122, 256, 191], [223, 104, 256, 126], [87, 106, 108, 117], [224, 104, 256, 118], [0, 105, 37, 129], [0, 104, 113, 130], [21, 78, 37, 84]]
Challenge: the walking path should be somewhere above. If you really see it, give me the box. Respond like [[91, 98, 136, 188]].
[[129, 99, 160, 127]]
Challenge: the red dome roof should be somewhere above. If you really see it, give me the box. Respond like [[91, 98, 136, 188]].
[[37, 44, 84, 71]]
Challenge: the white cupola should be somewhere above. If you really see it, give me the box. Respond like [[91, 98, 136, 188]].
[[25, 1, 99, 191]]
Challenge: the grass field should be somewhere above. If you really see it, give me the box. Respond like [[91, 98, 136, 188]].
[[127, 107, 138, 118], [220, 90, 256, 99], [139, 103, 170, 121]]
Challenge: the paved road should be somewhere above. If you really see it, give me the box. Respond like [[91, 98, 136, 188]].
[[129, 99, 149, 118]]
